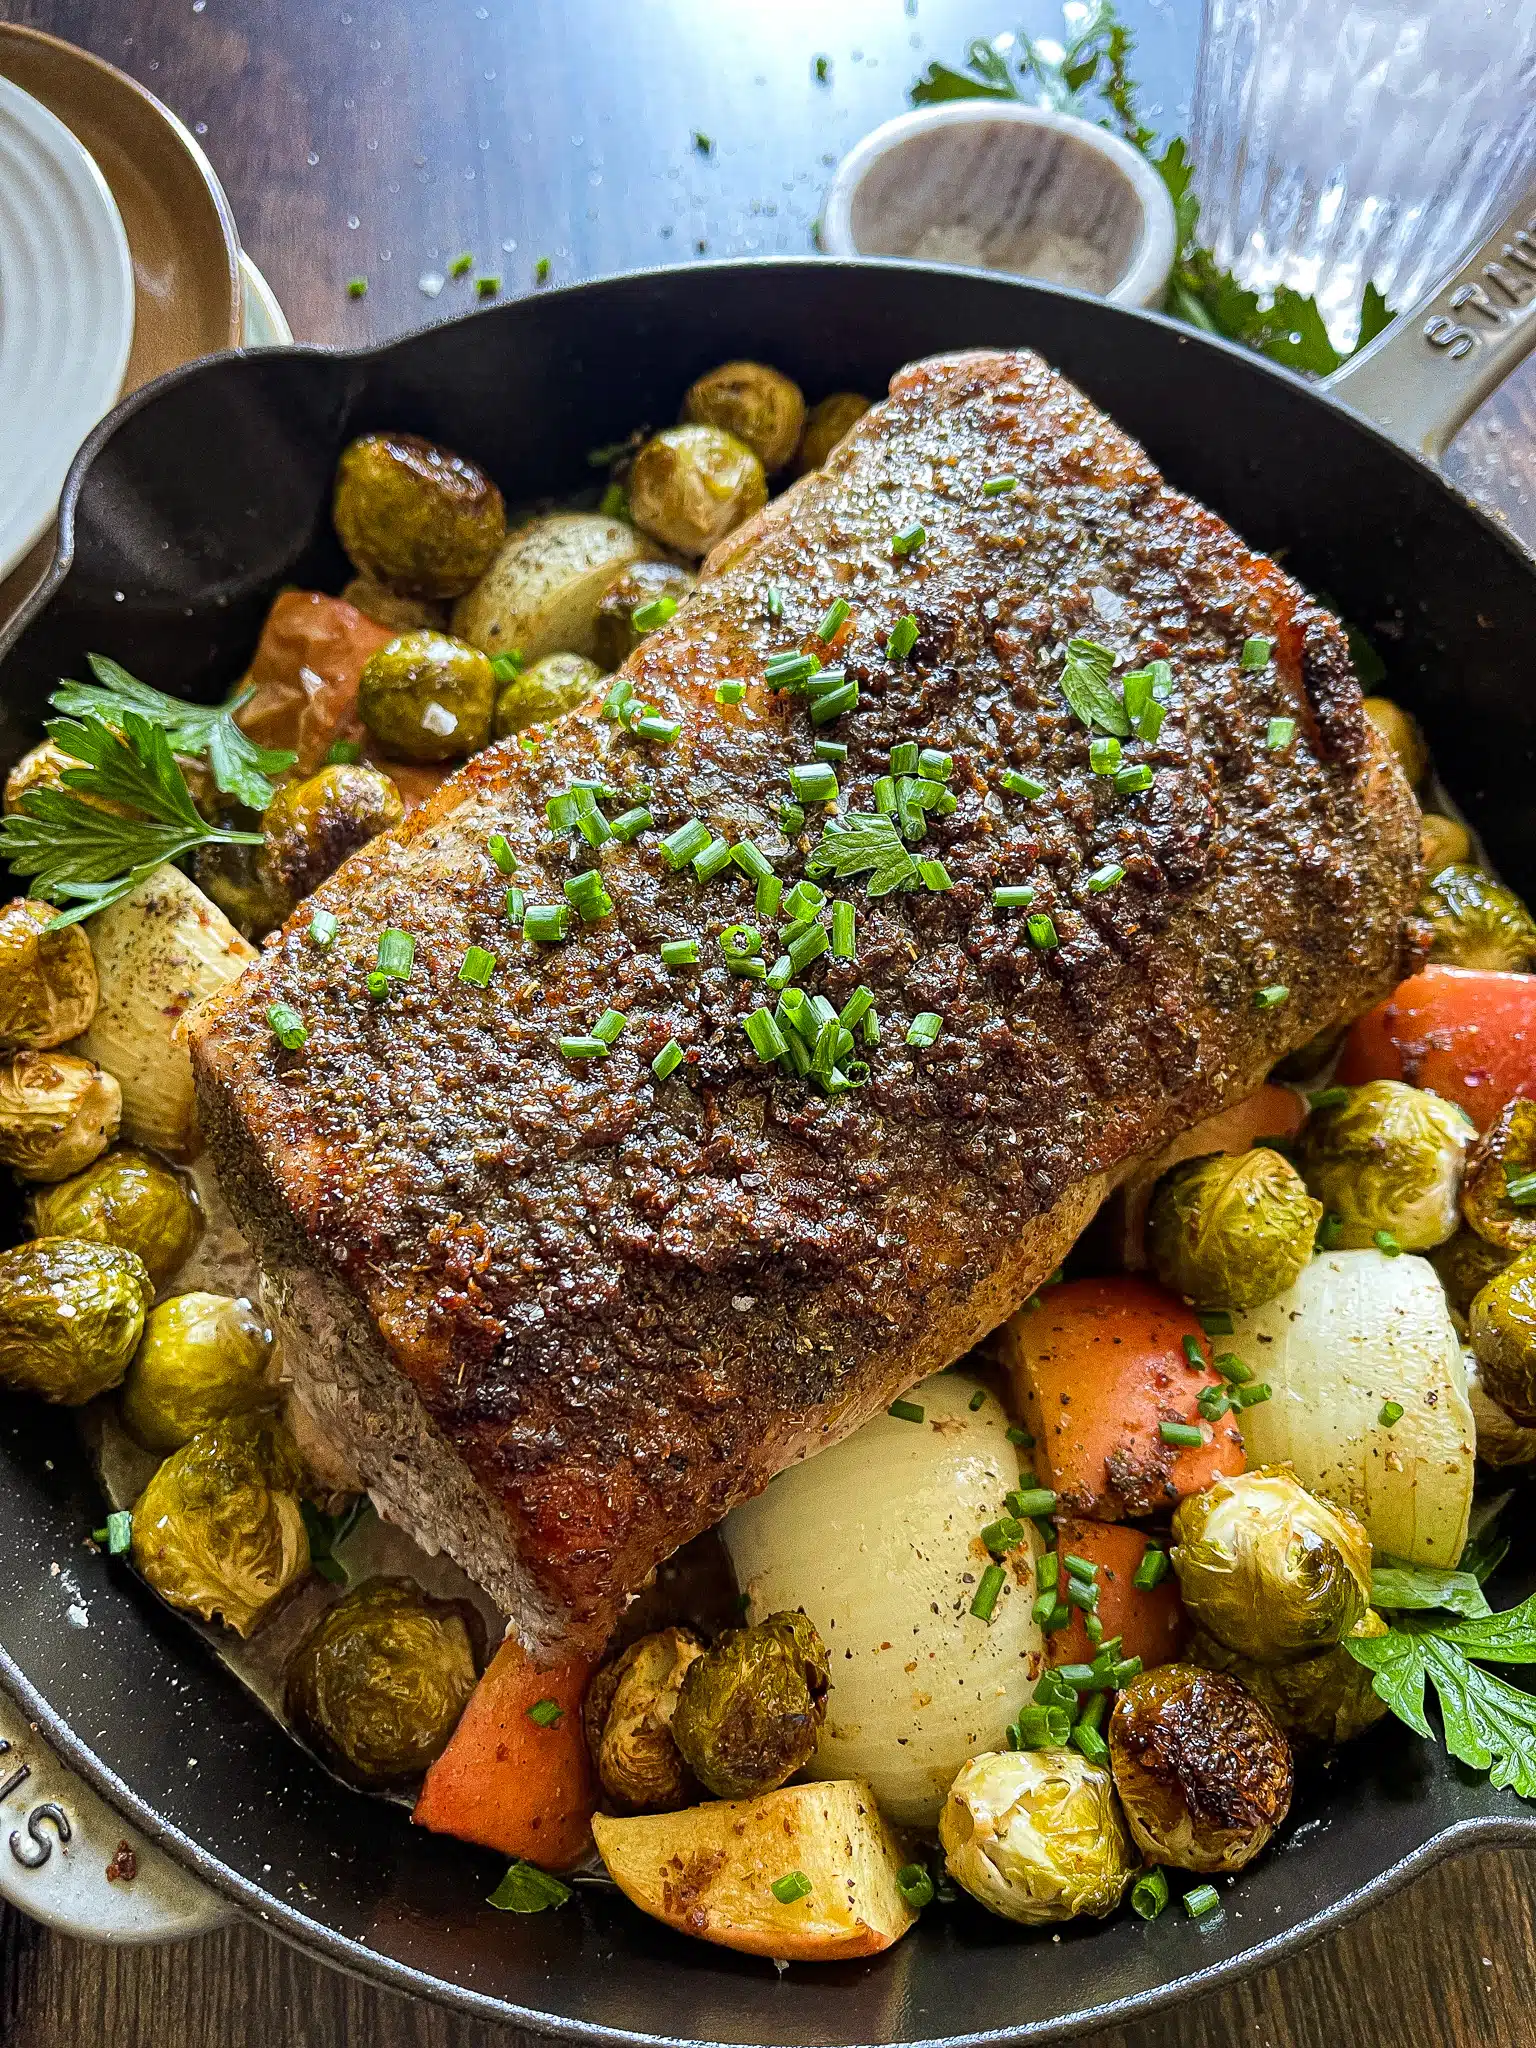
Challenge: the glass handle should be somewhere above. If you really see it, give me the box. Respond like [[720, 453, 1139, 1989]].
[[1327, 186, 1536, 466]]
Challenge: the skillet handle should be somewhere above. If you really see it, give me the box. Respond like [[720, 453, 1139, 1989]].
[[1326, 184, 1536, 465]]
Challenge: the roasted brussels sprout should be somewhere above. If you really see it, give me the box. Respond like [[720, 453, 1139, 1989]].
[[0, 1238, 152, 1403], [1466, 1348, 1536, 1466], [670, 1610, 830, 1799], [0, 1051, 122, 1182], [628, 425, 768, 559], [357, 629, 496, 762], [198, 763, 406, 937], [591, 560, 698, 670], [1189, 1613, 1390, 1747], [584, 1626, 706, 1811], [1298, 1079, 1471, 1251], [492, 652, 603, 737], [27, 1147, 202, 1287], [285, 1577, 478, 1785], [939, 1749, 1137, 1924], [1172, 1467, 1372, 1662], [122, 1292, 276, 1451], [1431, 1226, 1516, 1317], [1146, 1148, 1321, 1310], [0, 898, 99, 1051], [1420, 813, 1472, 872], [1461, 1099, 1536, 1254], [332, 432, 506, 599], [131, 1415, 308, 1635], [1420, 865, 1536, 973], [1362, 694, 1426, 788], [1470, 1248, 1536, 1423], [794, 392, 873, 475], [1108, 1665, 1293, 1873], [682, 360, 807, 473], [340, 574, 448, 634]]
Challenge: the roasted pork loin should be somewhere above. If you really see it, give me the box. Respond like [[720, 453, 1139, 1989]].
[[190, 348, 1422, 1656]]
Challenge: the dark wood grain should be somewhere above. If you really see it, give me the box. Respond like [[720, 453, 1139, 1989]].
[[0, 0, 1529, 2041]]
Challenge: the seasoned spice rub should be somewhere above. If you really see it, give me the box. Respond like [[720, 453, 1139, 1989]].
[[190, 349, 1422, 1656]]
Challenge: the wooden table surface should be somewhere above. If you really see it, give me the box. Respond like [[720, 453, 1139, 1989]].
[[0, 0, 1533, 2041]]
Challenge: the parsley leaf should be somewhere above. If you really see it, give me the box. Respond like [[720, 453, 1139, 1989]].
[[300, 1495, 373, 1585], [1371, 1564, 1491, 1620], [487, 1860, 572, 1912], [805, 812, 919, 898], [1058, 638, 1130, 737], [54, 655, 296, 809]]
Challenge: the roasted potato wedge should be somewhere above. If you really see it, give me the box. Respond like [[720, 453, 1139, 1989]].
[[451, 513, 665, 664]]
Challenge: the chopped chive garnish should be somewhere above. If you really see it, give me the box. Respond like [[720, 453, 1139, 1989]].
[[715, 680, 746, 705], [1308, 1085, 1349, 1110], [1200, 1309, 1234, 1336], [918, 859, 952, 892], [766, 584, 785, 621], [813, 738, 848, 764], [1086, 863, 1125, 893], [1132, 1868, 1170, 1921], [526, 1697, 564, 1727], [886, 613, 919, 661], [1063, 1554, 1099, 1583], [1374, 1228, 1402, 1256], [660, 938, 699, 967], [651, 1038, 684, 1080], [267, 1002, 307, 1051], [730, 841, 773, 883], [1317, 1209, 1344, 1249], [564, 871, 614, 921], [631, 595, 678, 631], [891, 522, 926, 555], [839, 985, 874, 1028], [1234, 1381, 1272, 1408], [785, 880, 824, 918], [601, 674, 634, 722], [1113, 764, 1153, 794], [764, 651, 820, 687], [346, 276, 368, 298], [889, 1399, 925, 1423], [458, 946, 496, 987], [558, 1035, 607, 1060], [610, 806, 653, 842], [1132, 1547, 1169, 1591], [787, 923, 830, 971], [1065, 1577, 1099, 1613], [103, 1508, 133, 1555], [577, 807, 614, 849], [1036, 1551, 1059, 1592], [1254, 983, 1290, 1009], [693, 836, 733, 882], [1266, 716, 1297, 750], [1026, 912, 1059, 950], [968, 1388, 987, 1412], [770, 1870, 813, 1905], [809, 681, 859, 724], [325, 737, 363, 764], [591, 1009, 627, 1045], [633, 712, 681, 744], [1241, 635, 1273, 670], [1070, 1721, 1109, 1764], [906, 1012, 942, 1048], [816, 596, 850, 641], [308, 909, 339, 949], [377, 929, 415, 980], [1379, 1399, 1404, 1427], [993, 885, 1035, 910], [1007, 1425, 1034, 1448], [1137, 697, 1166, 742], [861, 1004, 880, 1044], [1008, 1487, 1056, 1520], [487, 832, 519, 874], [1184, 1884, 1221, 1918], [366, 969, 388, 999], [896, 1863, 934, 1908], [1181, 1334, 1205, 1370], [744, 1008, 789, 1060], [970, 1563, 1006, 1622], [788, 762, 838, 803], [981, 1516, 1026, 1555], [1214, 1352, 1253, 1385], [1089, 735, 1122, 775], [982, 474, 1018, 495], [1197, 1384, 1231, 1421], [661, 819, 711, 868], [755, 873, 783, 918], [547, 787, 595, 831], [766, 953, 793, 990], [522, 904, 571, 943], [917, 748, 952, 782], [1159, 1420, 1204, 1448], [831, 900, 856, 958], [721, 922, 762, 958], [890, 743, 919, 776]]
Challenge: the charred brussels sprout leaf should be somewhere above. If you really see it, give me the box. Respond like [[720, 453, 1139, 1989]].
[[1172, 1466, 1373, 1662], [1461, 1099, 1536, 1254], [333, 432, 506, 600], [1108, 1664, 1293, 1873], [28, 1147, 202, 1287], [1420, 865, 1536, 973], [939, 1748, 1137, 1924], [682, 361, 807, 473], [285, 1577, 478, 1785], [1189, 1614, 1390, 1747], [358, 630, 496, 763], [0, 1051, 121, 1183], [1298, 1080, 1471, 1252], [670, 1610, 830, 1798], [0, 1237, 152, 1404], [1470, 1248, 1536, 1425], [1146, 1148, 1321, 1310], [1431, 1227, 1516, 1318], [132, 1415, 309, 1635], [0, 897, 98, 1050], [627, 425, 768, 559], [122, 1291, 277, 1450], [583, 1626, 705, 1811]]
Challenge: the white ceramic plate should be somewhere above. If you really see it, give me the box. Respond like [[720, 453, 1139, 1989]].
[[0, 75, 134, 581]]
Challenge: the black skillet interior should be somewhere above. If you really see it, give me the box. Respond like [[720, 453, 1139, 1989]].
[[2, 260, 1535, 2043]]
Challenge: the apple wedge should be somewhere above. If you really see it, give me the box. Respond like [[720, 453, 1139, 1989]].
[[591, 1779, 916, 1960]]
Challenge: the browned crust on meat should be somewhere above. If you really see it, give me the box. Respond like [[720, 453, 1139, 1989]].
[[190, 349, 1421, 1652]]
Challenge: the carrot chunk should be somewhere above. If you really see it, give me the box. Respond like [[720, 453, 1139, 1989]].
[[1337, 964, 1536, 1129], [1045, 1517, 1186, 1671]]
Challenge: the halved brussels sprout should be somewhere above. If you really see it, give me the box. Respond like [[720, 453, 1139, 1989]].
[[1298, 1080, 1471, 1251], [332, 432, 506, 599], [1461, 1099, 1536, 1254], [1420, 865, 1536, 973], [27, 1147, 203, 1288], [1431, 1227, 1516, 1319], [285, 1577, 478, 1785], [0, 1237, 152, 1404], [1189, 1614, 1389, 1747], [794, 392, 872, 475], [1108, 1664, 1293, 1873], [939, 1749, 1137, 1924], [682, 361, 807, 473], [357, 630, 496, 762], [0, 898, 98, 1051], [1470, 1248, 1536, 1424], [122, 1292, 277, 1451], [670, 1610, 829, 1799], [584, 1626, 705, 1812], [492, 652, 602, 737], [0, 1052, 122, 1182], [340, 575, 448, 634], [592, 561, 698, 670], [5, 741, 85, 816], [131, 1415, 308, 1635], [1146, 1148, 1321, 1310], [1172, 1466, 1372, 1662], [1362, 695, 1426, 787], [628, 425, 767, 559], [202, 761, 405, 937], [1420, 813, 1472, 872]]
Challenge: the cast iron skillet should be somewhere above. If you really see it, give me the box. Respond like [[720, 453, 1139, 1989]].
[[4, 206, 1536, 2040]]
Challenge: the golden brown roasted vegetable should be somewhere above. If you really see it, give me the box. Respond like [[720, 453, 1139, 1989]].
[[1298, 1079, 1471, 1251], [0, 1237, 153, 1404], [27, 1147, 202, 1288], [583, 1626, 705, 1812], [339, 575, 448, 634], [452, 512, 663, 665], [794, 392, 873, 474], [0, 1051, 121, 1181], [5, 741, 84, 815], [1461, 1099, 1536, 1253], [591, 560, 698, 670], [1420, 865, 1536, 973], [1108, 1664, 1293, 1872], [492, 652, 602, 737], [122, 1291, 277, 1450], [200, 763, 405, 937], [0, 898, 99, 1050], [627, 425, 767, 558], [670, 1610, 830, 1799], [1431, 1227, 1515, 1317], [682, 360, 807, 472], [1189, 1614, 1390, 1748], [285, 1577, 478, 1785], [1362, 694, 1426, 788], [940, 1749, 1138, 1924], [1420, 813, 1472, 871], [332, 432, 505, 599], [1470, 1248, 1536, 1424], [1146, 1148, 1321, 1310], [357, 630, 496, 762]]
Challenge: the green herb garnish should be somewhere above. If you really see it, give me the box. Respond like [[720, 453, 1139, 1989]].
[[805, 812, 917, 897], [488, 1861, 571, 1913], [1058, 637, 1129, 737]]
